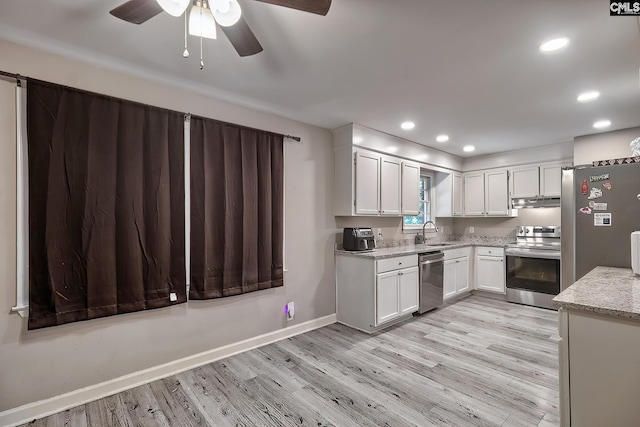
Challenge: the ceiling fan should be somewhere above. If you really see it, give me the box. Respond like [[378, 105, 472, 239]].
[[109, 0, 332, 57]]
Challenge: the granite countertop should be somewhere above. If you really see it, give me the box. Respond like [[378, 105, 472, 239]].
[[335, 238, 510, 259], [553, 266, 640, 320]]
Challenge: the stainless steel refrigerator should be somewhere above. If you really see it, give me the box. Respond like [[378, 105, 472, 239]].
[[561, 162, 640, 287]]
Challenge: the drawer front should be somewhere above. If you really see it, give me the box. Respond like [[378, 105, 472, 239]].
[[443, 247, 471, 260], [376, 254, 418, 273], [476, 247, 504, 257]]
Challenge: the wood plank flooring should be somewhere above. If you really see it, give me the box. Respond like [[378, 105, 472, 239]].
[[20, 295, 560, 426]]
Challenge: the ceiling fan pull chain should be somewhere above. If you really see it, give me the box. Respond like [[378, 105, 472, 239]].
[[183, 10, 189, 58], [200, 36, 204, 69]]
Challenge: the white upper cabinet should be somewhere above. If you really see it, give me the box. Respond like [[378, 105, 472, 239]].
[[464, 173, 485, 216], [435, 172, 463, 217], [354, 150, 381, 215], [380, 156, 402, 215], [540, 163, 564, 197], [511, 166, 540, 198], [452, 173, 463, 216], [334, 143, 423, 217], [509, 162, 570, 199], [485, 170, 509, 215], [401, 162, 420, 216], [463, 170, 512, 217]]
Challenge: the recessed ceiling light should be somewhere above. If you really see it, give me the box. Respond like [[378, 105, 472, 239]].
[[593, 120, 611, 129], [401, 121, 415, 130], [463, 145, 475, 152], [577, 91, 600, 102], [539, 37, 570, 53], [436, 134, 450, 143]]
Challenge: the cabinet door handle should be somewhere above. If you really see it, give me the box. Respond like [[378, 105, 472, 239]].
[[398, 272, 403, 276]]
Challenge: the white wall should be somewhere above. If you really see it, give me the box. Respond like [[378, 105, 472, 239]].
[[573, 126, 640, 165], [462, 141, 573, 172], [0, 39, 336, 413]]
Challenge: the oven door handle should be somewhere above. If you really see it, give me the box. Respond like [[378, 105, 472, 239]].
[[505, 249, 560, 260]]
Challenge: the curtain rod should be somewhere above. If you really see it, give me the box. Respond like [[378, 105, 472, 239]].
[[284, 135, 301, 142], [0, 70, 303, 141], [0, 70, 23, 86]]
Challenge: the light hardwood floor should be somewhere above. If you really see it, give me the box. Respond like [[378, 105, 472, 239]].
[[20, 295, 560, 426]]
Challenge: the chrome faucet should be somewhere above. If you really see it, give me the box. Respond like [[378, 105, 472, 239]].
[[422, 220, 439, 241]]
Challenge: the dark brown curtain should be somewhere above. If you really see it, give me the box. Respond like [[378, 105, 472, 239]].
[[189, 117, 284, 299], [27, 80, 186, 330]]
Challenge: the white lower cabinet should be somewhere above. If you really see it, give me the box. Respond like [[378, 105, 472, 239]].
[[475, 247, 505, 293], [375, 270, 400, 324], [336, 254, 418, 333], [398, 266, 419, 316], [443, 248, 471, 300], [376, 266, 419, 325]]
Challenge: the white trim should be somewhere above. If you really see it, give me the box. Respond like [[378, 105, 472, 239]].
[[12, 84, 29, 317], [0, 314, 337, 427], [184, 115, 191, 292], [283, 140, 287, 272], [402, 173, 436, 232]]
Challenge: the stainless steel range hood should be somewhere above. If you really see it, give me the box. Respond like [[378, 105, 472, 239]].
[[511, 197, 561, 209]]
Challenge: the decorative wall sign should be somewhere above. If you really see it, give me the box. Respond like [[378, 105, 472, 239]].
[[589, 173, 610, 182], [594, 212, 612, 226], [587, 187, 603, 199]]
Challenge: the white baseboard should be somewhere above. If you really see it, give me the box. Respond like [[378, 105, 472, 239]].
[[0, 314, 337, 427]]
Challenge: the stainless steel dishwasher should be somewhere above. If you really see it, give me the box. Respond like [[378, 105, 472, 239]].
[[418, 251, 444, 314]]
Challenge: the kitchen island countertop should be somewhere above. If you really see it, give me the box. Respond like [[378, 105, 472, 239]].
[[553, 266, 640, 320]]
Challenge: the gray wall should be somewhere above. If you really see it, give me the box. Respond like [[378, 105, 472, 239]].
[[0, 39, 336, 412], [573, 126, 640, 165]]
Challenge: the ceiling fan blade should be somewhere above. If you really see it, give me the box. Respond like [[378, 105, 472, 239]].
[[253, 0, 331, 16], [109, 0, 164, 24], [220, 17, 264, 57]]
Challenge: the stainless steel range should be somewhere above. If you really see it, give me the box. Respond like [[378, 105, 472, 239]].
[[504, 226, 561, 310]]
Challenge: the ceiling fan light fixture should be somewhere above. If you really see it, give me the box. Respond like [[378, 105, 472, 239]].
[[189, 0, 217, 39], [156, 0, 190, 17], [211, 0, 230, 13], [213, 0, 241, 27]]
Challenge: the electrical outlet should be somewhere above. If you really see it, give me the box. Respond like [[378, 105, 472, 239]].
[[286, 302, 295, 321], [469, 226, 475, 234]]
